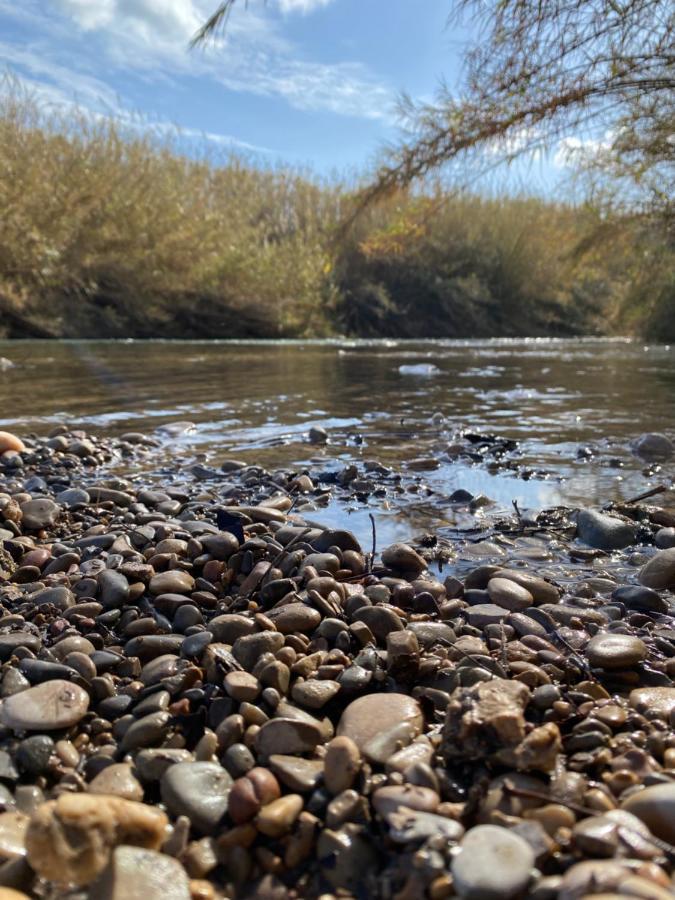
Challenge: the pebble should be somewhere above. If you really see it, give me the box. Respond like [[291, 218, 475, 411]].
[[20, 499, 59, 531], [256, 794, 303, 838], [268, 755, 324, 792], [0, 425, 674, 899], [464, 603, 508, 628], [89, 764, 144, 801], [254, 718, 323, 757], [638, 548, 675, 589], [324, 736, 362, 795], [633, 431, 673, 460], [381, 543, 427, 575], [452, 825, 535, 899], [612, 584, 669, 613], [629, 686, 675, 717], [0, 432, 25, 454], [0, 812, 28, 860], [91, 845, 191, 899], [487, 577, 533, 611], [576, 509, 637, 551], [0, 680, 89, 731], [621, 783, 675, 842], [266, 603, 321, 634], [352, 606, 404, 641], [160, 763, 232, 834], [585, 633, 648, 669], [291, 679, 340, 709], [224, 672, 261, 702], [148, 571, 195, 595], [337, 693, 423, 764], [25, 794, 167, 885]]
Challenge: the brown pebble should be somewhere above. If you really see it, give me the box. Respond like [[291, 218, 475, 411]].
[[255, 795, 303, 838]]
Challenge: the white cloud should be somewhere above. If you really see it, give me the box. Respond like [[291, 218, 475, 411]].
[[554, 133, 613, 168], [278, 0, 334, 14], [43, 0, 393, 120]]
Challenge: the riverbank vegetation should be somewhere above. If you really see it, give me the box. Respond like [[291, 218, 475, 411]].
[[0, 85, 672, 340]]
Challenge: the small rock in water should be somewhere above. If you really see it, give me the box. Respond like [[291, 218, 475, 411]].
[[632, 431, 673, 461], [308, 426, 328, 444], [381, 543, 426, 575], [576, 509, 637, 551]]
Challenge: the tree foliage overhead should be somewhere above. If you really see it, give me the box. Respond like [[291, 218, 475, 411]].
[[194, 1, 674, 218]]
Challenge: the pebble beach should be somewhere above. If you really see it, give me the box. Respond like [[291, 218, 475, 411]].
[[0, 425, 672, 899]]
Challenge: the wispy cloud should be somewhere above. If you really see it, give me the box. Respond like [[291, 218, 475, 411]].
[[31, 0, 394, 120], [0, 45, 270, 154]]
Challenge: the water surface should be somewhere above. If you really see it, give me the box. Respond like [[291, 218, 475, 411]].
[[1, 338, 673, 542]]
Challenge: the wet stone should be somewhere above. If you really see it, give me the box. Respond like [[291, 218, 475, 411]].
[[90, 845, 191, 900], [487, 577, 533, 611], [621, 782, 675, 842], [585, 633, 648, 669], [612, 584, 669, 613], [160, 762, 232, 835], [268, 755, 324, 792], [337, 693, 423, 765], [629, 686, 675, 718], [88, 764, 144, 801], [639, 548, 675, 590], [576, 509, 637, 551], [20, 499, 59, 531], [255, 718, 323, 758], [451, 824, 535, 900], [148, 571, 195, 595], [381, 543, 427, 575], [266, 603, 321, 634], [1, 680, 89, 731]]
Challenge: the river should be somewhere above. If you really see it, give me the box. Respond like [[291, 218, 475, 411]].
[[0, 337, 672, 544]]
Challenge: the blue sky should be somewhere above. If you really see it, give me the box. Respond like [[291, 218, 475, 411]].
[[0, 0, 577, 187]]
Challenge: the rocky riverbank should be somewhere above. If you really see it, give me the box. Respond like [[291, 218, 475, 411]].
[[0, 427, 671, 898]]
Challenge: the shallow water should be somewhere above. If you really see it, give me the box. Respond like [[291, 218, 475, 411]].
[[1, 337, 673, 542]]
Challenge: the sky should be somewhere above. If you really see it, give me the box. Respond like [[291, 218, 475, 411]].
[[0, 0, 574, 187]]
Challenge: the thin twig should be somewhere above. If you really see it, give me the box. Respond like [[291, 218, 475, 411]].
[[624, 484, 667, 504], [368, 512, 377, 575], [512, 499, 523, 526]]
